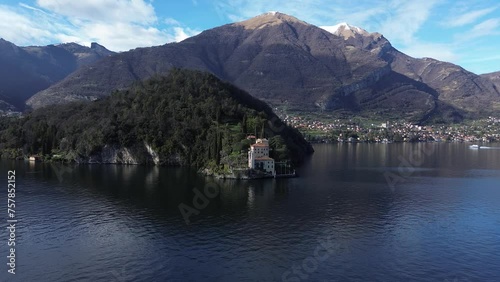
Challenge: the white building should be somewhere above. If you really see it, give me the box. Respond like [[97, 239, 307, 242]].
[[248, 138, 275, 175]]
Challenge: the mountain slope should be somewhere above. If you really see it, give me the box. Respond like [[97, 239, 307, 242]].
[[0, 39, 114, 111], [27, 14, 394, 107], [326, 23, 500, 121], [385, 51, 500, 118], [481, 71, 500, 94], [26, 13, 500, 122]]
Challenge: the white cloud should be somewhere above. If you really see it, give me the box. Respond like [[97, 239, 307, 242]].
[[452, 17, 500, 43], [445, 7, 497, 27], [375, 0, 440, 45], [78, 22, 166, 51], [0, 5, 55, 45], [36, 0, 157, 25], [55, 34, 88, 46], [0, 1, 201, 51], [165, 17, 181, 26], [470, 18, 500, 37], [18, 2, 49, 14], [170, 27, 199, 42]]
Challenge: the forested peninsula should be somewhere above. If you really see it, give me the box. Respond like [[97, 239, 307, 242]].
[[0, 69, 313, 173]]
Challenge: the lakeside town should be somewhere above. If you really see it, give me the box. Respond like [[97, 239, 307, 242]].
[[276, 109, 500, 143]]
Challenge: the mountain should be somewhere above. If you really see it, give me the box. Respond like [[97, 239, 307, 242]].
[[1, 69, 313, 167], [26, 13, 500, 123], [385, 53, 500, 121], [481, 71, 500, 93], [0, 39, 114, 111]]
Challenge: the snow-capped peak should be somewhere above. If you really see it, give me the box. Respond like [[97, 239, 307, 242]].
[[321, 22, 369, 39], [266, 11, 278, 16]]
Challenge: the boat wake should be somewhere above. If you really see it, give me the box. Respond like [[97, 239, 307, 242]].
[[469, 145, 500, 149]]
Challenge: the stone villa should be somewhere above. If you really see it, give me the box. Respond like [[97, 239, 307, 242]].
[[247, 138, 275, 176]]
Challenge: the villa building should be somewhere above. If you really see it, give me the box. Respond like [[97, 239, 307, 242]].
[[248, 138, 275, 175]]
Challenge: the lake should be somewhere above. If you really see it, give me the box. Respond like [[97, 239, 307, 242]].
[[1, 143, 500, 281]]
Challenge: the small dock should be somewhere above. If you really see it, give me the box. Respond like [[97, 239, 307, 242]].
[[274, 171, 296, 178], [274, 161, 295, 178]]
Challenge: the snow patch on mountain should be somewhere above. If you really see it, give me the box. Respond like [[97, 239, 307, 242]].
[[320, 22, 370, 39]]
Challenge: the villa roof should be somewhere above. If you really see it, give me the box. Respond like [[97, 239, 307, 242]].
[[251, 143, 269, 147], [255, 157, 274, 161]]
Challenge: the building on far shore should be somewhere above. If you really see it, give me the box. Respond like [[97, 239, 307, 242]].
[[247, 138, 275, 176]]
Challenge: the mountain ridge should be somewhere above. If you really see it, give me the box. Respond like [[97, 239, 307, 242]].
[[22, 13, 500, 122], [481, 71, 500, 94], [0, 39, 114, 111]]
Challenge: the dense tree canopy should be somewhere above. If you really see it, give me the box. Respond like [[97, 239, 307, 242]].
[[0, 69, 313, 168]]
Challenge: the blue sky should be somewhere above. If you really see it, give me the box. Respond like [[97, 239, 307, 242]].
[[0, 0, 499, 74]]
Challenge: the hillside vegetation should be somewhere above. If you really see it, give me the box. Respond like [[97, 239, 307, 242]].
[[0, 69, 313, 169]]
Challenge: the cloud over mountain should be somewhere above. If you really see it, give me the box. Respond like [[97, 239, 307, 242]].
[[0, 0, 200, 51]]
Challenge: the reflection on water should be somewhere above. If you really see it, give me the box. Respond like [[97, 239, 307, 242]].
[[1, 143, 500, 281]]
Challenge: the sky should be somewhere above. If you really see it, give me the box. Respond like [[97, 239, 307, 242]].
[[0, 0, 499, 74]]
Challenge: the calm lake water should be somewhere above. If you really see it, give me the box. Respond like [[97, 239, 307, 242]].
[[1, 143, 500, 282]]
